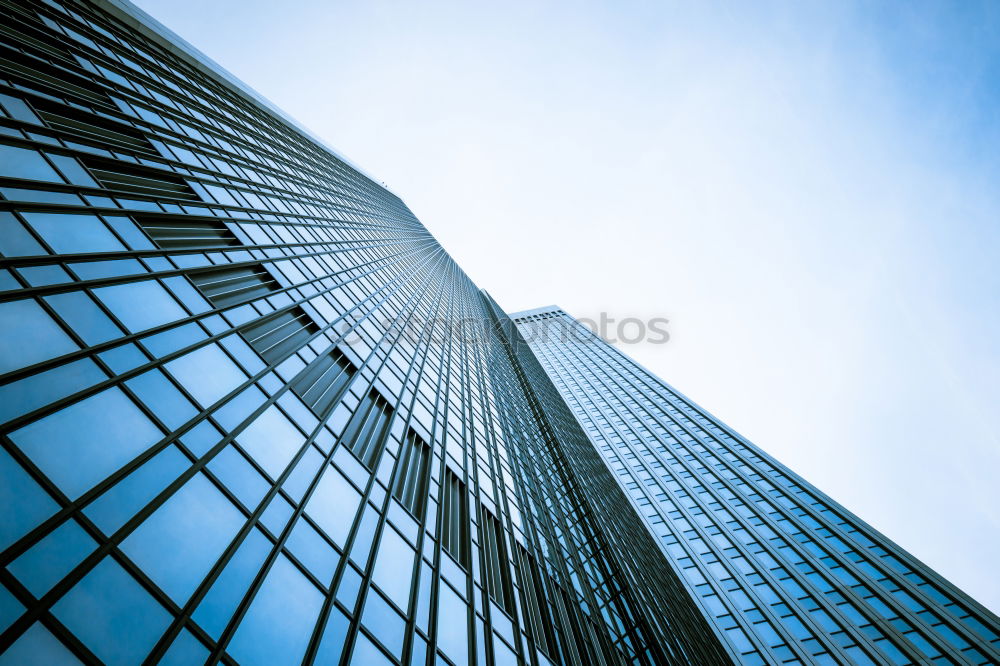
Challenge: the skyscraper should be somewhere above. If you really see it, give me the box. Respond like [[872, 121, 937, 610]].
[[0, 1, 996, 665], [509, 307, 1000, 665]]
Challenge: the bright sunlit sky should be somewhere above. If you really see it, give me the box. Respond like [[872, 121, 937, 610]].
[[133, 0, 1000, 613]]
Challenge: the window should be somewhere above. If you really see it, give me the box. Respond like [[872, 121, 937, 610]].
[[10, 387, 163, 500], [51, 557, 172, 665], [304, 464, 361, 547], [0, 142, 62, 183], [516, 546, 557, 656], [20, 212, 125, 254], [136, 215, 239, 250], [392, 430, 430, 517], [164, 342, 247, 408], [236, 405, 304, 479], [227, 554, 323, 666], [120, 472, 245, 604], [0, 298, 78, 374], [81, 157, 199, 200], [480, 508, 514, 613], [0, 211, 45, 256], [371, 526, 415, 609], [94, 279, 187, 333], [241, 307, 318, 364], [189, 265, 278, 308], [341, 391, 393, 469], [441, 470, 469, 568], [290, 349, 355, 416]]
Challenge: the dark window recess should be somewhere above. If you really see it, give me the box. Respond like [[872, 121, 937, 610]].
[[0, 49, 108, 105], [136, 215, 239, 250], [31, 99, 150, 152], [392, 431, 431, 517], [188, 265, 278, 308], [80, 157, 198, 200], [441, 470, 470, 568], [341, 390, 393, 469], [0, 15, 74, 63], [481, 508, 515, 613], [517, 545, 558, 656], [290, 348, 355, 417], [242, 306, 318, 365]]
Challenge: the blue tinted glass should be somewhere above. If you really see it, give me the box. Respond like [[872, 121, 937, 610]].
[[282, 445, 323, 502], [98, 343, 148, 374], [165, 343, 247, 408], [0, 143, 62, 182], [361, 590, 405, 658], [126, 368, 198, 429], [141, 322, 206, 358], [227, 554, 323, 666], [21, 212, 124, 254], [45, 153, 98, 188], [44, 291, 123, 345], [68, 258, 144, 280], [85, 444, 188, 534], [0, 583, 22, 633], [193, 528, 270, 639], [8, 519, 96, 598], [10, 387, 163, 499], [304, 464, 360, 547], [102, 215, 153, 250], [351, 631, 394, 666], [212, 384, 267, 432], [181, 419, 223, 457], [0, 623, 81, 666], [17, 264, 71, 287], [94, 279, 186, 333], [314, 607, 350, 664], [0, 447, 58, 551], [162, 275, 211, 313], [0, 211, 44, 256], [121, 472, 244, 604], [336, 565, 362, 610], [159, 629, 208, 666], [52, 557, 171, 665], [0, 358, 104, 423], [286, 517, 338, 583], [208, 445, 269, 509], [0, 93, 41, 124], [0, 299, 77, 374], [437, 583, 469, 666], [372, 526, 415, 610], [236, 405, 303, 478], [16, 264, 71, 287]]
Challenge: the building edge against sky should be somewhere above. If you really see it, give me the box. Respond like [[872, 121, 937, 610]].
[[509, 306, 1000, 664], [0, 0, 723, 664], [0, 1, 997, 666]]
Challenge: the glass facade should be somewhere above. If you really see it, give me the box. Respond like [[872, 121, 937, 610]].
[[0, 1, 722, 664], [0, 1, 997, 665], [510, 307, 1000, 665]]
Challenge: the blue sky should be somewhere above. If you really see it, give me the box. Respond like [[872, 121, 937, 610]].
[[134, 0, 1000, 613]]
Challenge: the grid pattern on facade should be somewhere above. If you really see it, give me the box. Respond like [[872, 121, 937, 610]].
[[0, 1, 717, 664], [511, 307, 1000, 666]]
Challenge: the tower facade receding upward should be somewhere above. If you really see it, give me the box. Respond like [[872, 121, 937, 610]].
[[0, 1, 997, 665]]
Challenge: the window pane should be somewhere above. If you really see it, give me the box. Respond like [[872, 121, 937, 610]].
[[236, 405, 303, 479], [52, 557, 171, 665], [372, 526, 415, 610], [165, 343, 247, 408], [9, 519, 96, 598], [305, 464, 360, 546], [437, 583, 469, 666], [227, 554, 323, 666], [121, 472, 245, 604], [0, 299, 78, 375], [0, 211, 44, 256], [192, 528, 270, 639], [10, 387, 163, 499], [126, 368, 198, 429], [0, 447, 59, 551], [21, 212, 125, 254], [44, 291, 123, 346], [0, 143, 62, 182], [94, 279, 187, 333], [0, 623, 81, 666]]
